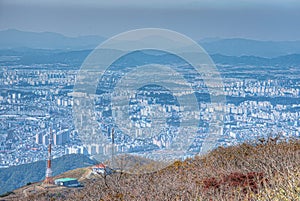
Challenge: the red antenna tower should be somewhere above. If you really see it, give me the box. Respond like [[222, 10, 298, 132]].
[[44, 126, 54, 184]]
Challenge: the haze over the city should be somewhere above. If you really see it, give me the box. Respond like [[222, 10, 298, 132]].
[[1, 0, 300, 41]]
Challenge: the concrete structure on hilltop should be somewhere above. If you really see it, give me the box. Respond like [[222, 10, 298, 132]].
[[92, 163, 113, 175], [54, 178, 81, 187]]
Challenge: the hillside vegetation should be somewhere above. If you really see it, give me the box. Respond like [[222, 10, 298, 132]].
[[6, 138, 300, 201], [0, 154, 97, 195]]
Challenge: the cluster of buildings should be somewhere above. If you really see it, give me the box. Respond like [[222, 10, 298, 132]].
[[35, 129, 70, 146], [0, 61, 299, 168], [224, 79, 299, 97]]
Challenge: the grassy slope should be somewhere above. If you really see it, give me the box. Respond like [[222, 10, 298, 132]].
[[6, 139, 300, 201]]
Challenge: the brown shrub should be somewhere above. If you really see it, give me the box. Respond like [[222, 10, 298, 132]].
[[11, 138, 300, 201]]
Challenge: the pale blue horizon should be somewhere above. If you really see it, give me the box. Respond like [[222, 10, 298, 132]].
[[1, 0, 300, 41]]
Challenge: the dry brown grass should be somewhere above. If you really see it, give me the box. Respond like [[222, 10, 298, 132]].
[[8, 138, 300, 201]]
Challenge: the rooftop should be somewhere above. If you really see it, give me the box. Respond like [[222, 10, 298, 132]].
[[55, 178, 77, 182]]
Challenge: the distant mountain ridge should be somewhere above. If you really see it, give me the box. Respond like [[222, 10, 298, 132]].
[[1, 29, 300, 58], [0, 29, 105, 50], [211, 53, 300, 66], [1, 48, 300, 67], [200, 38, 300, 58]]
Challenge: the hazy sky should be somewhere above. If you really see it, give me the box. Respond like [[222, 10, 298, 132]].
[[1, 0, 300, 41]]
